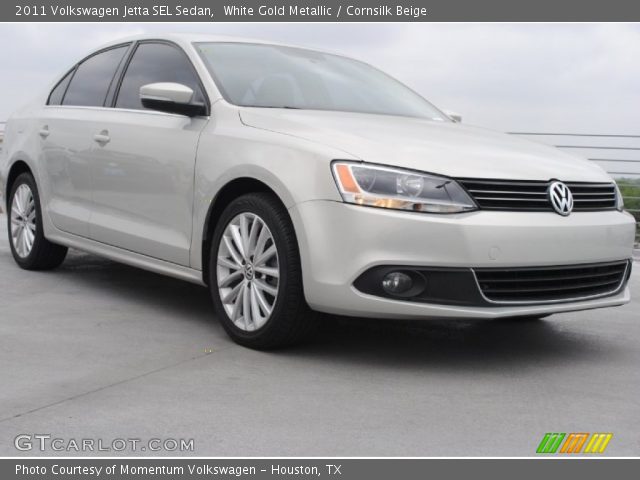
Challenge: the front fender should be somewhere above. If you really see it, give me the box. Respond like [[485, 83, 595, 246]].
[[189, 104, 353, 271]]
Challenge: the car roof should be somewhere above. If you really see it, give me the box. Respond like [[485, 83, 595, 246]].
[[94, 33, 331, 55]]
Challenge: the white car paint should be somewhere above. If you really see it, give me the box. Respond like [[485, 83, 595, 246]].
[[238, 108, 609, 182], [0, 33, 635, 322]]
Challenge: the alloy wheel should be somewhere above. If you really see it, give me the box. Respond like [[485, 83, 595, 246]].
[[217, 212, 280, 331], [10, 184, 37, 258]]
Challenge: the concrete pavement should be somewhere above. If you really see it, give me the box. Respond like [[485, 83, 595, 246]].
[[0, 215, 638, 456]]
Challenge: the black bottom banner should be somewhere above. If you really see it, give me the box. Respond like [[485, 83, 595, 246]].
[[2, 458, 638, 480]]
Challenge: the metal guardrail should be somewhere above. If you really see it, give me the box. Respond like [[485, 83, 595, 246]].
[[510, 132, 640, 243]]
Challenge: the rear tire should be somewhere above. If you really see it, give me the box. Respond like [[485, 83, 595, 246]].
[[209, 192, 318, 349], [7, 172, 67, 270]]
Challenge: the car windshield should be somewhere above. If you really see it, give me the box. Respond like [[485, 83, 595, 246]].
[[195, 42, 448, 121]]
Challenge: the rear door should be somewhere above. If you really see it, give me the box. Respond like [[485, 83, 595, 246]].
[[41, 45, 129, 237], [87, 41, 209, 266]]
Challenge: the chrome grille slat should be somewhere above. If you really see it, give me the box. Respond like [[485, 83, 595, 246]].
[[468, 190, 547, 195], [473, 197, 549, 202], [572, 193, 616, 197], [459, 180, 548, 186], [573, 198, 617, 202], [458, 178, 617, 212], [565, 183, 615, 188]]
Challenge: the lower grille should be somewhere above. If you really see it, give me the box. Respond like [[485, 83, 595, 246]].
[[457, 178, 617, 212], [474, 261, 629, 304]]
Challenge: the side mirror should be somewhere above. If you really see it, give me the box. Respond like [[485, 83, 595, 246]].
[[444, 110, 462, 123], [139, 82, 206, 117]]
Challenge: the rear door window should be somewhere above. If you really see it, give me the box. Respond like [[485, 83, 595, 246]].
[[63, 46, 128, 107]]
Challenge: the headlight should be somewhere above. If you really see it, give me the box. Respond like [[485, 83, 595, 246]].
[[615, 183, 624, 211], [331, 162, 477, 213]]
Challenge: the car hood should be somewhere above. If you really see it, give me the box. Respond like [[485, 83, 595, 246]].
[[239, 108, 610, 182]]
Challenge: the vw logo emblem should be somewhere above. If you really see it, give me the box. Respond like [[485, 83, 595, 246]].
[[244, 263, 254, 281], [548, 181, 574, 216]]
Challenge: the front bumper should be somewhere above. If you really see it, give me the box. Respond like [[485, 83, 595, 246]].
[[289, 200, 635, 319]]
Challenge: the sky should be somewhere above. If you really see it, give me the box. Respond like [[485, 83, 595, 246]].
[[0, 23, 638, 169]]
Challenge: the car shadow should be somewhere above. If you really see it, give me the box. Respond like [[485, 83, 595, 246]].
[[32, 248, 619, 371], [291, 314, 608, 371]]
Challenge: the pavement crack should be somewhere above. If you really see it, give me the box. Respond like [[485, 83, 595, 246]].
[[0, 348, 231, 424]]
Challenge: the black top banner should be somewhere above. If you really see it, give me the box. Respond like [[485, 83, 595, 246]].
[[4, 0, 640, 22]]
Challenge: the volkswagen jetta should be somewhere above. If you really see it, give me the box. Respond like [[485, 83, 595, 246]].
[[1, 34, 635, 348]]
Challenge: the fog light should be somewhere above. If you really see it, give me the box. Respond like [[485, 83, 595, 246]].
[[382, 272, 413, 295]]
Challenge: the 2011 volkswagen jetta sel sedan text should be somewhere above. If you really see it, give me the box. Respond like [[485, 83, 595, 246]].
[[1, 34, 635, 348]]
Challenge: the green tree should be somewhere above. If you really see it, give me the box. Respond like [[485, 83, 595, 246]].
[[616, 178, 640, 244]]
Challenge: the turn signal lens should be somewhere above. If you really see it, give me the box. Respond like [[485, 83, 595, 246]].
[[335, 164, 360, 194]]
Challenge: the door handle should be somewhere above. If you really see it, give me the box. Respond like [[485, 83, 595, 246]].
[[93, 130, 110, 145], [39, 126, 50, 138]]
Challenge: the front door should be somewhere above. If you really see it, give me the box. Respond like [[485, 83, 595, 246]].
[[87, 42, 209, 266]]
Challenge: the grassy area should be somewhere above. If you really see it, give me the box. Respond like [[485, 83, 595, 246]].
[[616, 177, 640, 245]]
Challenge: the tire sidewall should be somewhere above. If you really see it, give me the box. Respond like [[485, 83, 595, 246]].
[[209, 195, 296, 344], [7, 173, 45, 268]]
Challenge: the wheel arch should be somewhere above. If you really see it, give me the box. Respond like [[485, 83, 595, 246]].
[[201, 177, 296, 285], [5, 160, 33, 211]]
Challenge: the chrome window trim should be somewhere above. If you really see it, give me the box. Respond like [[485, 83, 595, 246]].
[[41, 104, 210, 120]]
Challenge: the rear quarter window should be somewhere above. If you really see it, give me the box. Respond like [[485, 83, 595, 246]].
[[47, 69, 75, 105]]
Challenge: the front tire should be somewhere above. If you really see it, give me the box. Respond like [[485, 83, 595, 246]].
[[7, 172, 67, 270], [209, 192, 317, 349]]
